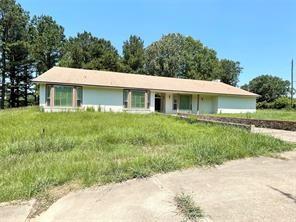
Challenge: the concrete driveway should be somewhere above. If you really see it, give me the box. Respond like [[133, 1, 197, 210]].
[[252, 127, 296, 143], [16, 151, 293, 222]]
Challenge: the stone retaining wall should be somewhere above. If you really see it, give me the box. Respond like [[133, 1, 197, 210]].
[[198, 115, 296, 131], [198, 119, 252, 131], [177, 114, 252, 131]]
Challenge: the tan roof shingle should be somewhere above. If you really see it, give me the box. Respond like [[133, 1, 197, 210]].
[[33, 67, 258, 97]]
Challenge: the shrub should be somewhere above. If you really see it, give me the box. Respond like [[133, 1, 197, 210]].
[[273, 97, 291, 109], [257, 97, 296, 110], [86, 106, 95, 112], [257, 101, 272, 109]]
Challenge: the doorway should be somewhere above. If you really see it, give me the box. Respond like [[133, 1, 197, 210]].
[[155, 93, 164, 112]]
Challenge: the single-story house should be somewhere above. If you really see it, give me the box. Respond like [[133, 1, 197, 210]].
[[33, 67, 258, 114]]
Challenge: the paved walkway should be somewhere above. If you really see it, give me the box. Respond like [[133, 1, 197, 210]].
[[252, 127, 296, 143], [26, 151, 296, 222], [0, 200, 35, 222]]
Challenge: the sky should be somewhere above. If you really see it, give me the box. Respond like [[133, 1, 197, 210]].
[[18, 0, 296, 86]]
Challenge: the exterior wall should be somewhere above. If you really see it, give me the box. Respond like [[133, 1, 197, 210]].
[[217, 96, 256, 113], [82, 86, 123, 112], [38, 84, 256, 114], [192, 94, 198, 114], [41, 85, 153, 113], [149, 91, 155, 112], [165, 93, 173, 113], [39, 84, 46, 107], [199, 95, 217, 114], [164, 93, 198, 114]]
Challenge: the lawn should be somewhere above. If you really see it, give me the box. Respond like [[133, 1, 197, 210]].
[[0, 107, 294, 203], [213, 109, 296, 121]]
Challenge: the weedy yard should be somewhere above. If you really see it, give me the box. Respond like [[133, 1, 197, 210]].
[[213, 109, 296, 121], [0, 107, 294, 203]]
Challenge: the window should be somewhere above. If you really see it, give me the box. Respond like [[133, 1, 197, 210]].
[[131, 90, 145, 108], [46, 85, 51, 106], [197, 95, 199, 111], [146, 92, 150, 109], [123, 90, 129, 108], [54, 85, 73, 107], [179, 95, 192, 110], [173, 95, 178, 110], [77, 87, 82, 107], [123, 90, 149, 109]]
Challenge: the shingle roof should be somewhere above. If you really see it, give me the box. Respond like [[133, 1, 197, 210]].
[[33, 67, 258, 97]]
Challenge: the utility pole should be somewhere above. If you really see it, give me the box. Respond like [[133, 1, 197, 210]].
[[292, 59, 294, 108]]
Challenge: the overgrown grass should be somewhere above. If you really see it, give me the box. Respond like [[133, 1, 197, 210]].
[[175, 193, 203, 221], [212, 109, 296, 121], [0, 107, 294, 202]]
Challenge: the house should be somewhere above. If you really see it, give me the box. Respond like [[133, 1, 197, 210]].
[[33, 67, 258, 114]]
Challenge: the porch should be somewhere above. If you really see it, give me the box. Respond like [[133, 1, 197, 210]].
[[151, 91, 219, 114]]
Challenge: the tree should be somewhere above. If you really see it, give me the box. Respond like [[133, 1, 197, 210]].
[[185, 39, 221, 81], [242, 75, 290, 102], [122, 35, 145, 73], [60, 31, 120, 71], [28, 15, 64, 104], [218, 59, 242, 86], [29, 15, 65, 75], [240, 83, 249, 91], [6, 41, 33, 107], [144, 33, 188, 77], [0, 0, 32, 108], [144, 33, 222, 80]]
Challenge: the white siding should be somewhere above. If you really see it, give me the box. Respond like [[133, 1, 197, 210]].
[[192, 94, 198, 114], [165, 93, 173, 113], [217, 96, 256, 113], [149, 91, 155, 112], [213, 97, 218, 113], [82, 87, 123, 112], [199, 95, 217, 114], [38, 84, 256, 114], [39, 84, 46, 107]]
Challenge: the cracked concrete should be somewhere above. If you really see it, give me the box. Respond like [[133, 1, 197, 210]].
[[27, 151, 296, 222], [0, 200, 35, 222], [252, 127, 296, 143]]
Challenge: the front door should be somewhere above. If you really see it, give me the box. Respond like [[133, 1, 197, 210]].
[[155, 93, 163, 112], [155, 97, 161, 112]]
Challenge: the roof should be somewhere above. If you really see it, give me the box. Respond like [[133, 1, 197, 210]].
[[33, 67, 258, 97]]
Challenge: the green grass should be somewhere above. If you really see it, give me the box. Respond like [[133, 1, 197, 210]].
[[213, 109, 296, 121], [174, 193, 203, 221], [0, 107, 294, 202]]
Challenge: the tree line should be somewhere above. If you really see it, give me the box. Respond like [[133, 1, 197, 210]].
[[1, 0, 269, 110], [242, 75, 294, 109]]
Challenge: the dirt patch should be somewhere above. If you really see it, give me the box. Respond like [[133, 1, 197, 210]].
[[28, 181, 81, 219]]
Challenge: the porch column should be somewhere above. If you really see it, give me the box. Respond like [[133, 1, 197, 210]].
[[149, 91, 155, 112], [50, 86, 55, 108], [128, 90, 132, 109], [72, 87, 77, 107], [144, 91, 148, 109]]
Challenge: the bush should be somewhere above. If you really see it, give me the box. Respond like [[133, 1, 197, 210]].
[[256, 101, 272, 109], [86, 106, 95, 112], [257, 97, 296, 109], [273, 97, 291, 109]]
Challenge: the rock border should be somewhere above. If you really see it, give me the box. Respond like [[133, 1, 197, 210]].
[[198, 115, 296, 131]]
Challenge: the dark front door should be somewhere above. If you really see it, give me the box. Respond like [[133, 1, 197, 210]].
[[155, 97, 161, 112]]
